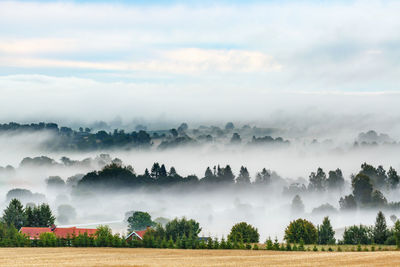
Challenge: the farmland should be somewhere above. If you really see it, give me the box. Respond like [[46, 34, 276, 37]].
[[0, 248, 400, 267]]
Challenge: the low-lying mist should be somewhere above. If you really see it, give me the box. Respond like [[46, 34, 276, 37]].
[[1, 118, 400, 242]]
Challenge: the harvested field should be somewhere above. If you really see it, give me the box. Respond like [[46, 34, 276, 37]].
[[0, 248, 399, 267]]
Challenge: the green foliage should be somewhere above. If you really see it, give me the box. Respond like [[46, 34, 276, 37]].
[[127, 211, 155, 231], [265, 237, 273, 250], [308, 168, 327, 191], [164, 217, 201, 242], [284, 218, 318, 244], [25, 203, 55, 227], [38, 232, 57, 247], [0, 223, 31, 247], [2, 199, 26, 230], [95, 225, 113, 247], [298, 239, 305, 251], [352, 173, 373, 205], [273, 237, 280, 250], [343, 225, 372, 245], [373, 211, 388, 244], [228, 222, 259, 243], [394, 220, 400, 248], [318, 217, 335, 245]]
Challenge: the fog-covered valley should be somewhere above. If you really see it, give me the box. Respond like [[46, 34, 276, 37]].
[[1, 119, 400, 242]]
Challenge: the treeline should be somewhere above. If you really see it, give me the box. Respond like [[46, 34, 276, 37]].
[[0, 122, 288, 151], [0, 122, 151, 150], [1, 199, 400, 250], [76, 163, 285, 190]]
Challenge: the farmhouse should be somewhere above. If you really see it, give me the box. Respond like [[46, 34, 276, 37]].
[[20, 225, 97, 240]]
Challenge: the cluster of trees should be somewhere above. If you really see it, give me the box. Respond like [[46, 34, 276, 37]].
[[0, 121, 289, 151], [77, 162, 284, 190], [0, 122, 151, 151], [283, 212, 400, 248], [342, 211, 400, 245], [2, 199, 55, 230], [339, 163, 399, 210], [1, 198, 400, 250]]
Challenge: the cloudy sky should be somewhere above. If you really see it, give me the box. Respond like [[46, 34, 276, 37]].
[[1, 0, 400, 124]]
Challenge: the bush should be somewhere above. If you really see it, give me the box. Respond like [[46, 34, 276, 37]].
[[284, 219, 318, 244], [228, 222, 259, 243], [343, 225, 372, 245]]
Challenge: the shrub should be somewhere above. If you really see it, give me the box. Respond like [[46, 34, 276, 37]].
[[284, 218, 318, 244], [228, 222, 259, 243]]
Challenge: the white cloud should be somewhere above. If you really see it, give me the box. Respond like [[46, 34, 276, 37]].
[[0, 48, 281, 74]]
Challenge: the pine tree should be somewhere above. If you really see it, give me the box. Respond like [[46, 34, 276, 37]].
[[167, 237, 175, 248], [318, 217, 335, 245], [213, 238, 220, 249], [273, 237, 280, 250], [394, 220, 400, 248], [265, 237, 273, 250], [207, 237, 213, 249], [373, 211, 388, 244], [2, 199, 26, 230]]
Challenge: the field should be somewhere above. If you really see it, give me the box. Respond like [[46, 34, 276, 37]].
[[1, 248, 400, 267]]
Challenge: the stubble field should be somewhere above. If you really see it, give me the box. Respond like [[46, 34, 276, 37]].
[[0, 248, 400, 267]]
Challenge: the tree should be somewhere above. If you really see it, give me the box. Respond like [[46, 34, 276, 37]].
[[230, 133, 241, 144], [284, 219, 317, 244], [24, 203, 55, 227], [151, 163, 160, 178], [254, 168, 270, 184], [225, 122, 235, 130], [159, 164, 167, 178], [370, 190, 387, 208], [45, 176, 65, 190], [318, 217, 335, 245], [327, 169, 344, 191], [394, 220, 400, 248], [204, 167, 213, 178], [308, 168, 326, 191], [164, 217, 201, 242], [219, 165, 235, 183], [127, 211, 155, 231], [373, 211, 388, 244], [291, 195, 304, 215], [352, 174, 373, 205], [388, 167, 399, 189], [169, 167, 177, 177], [342, 225, 372, 245], [2, 199, 26, 230], [95, 225, 113, 247], [339, 194, 357, 211], [228, 222, 259, 243], [37, 204, 55, 227], [236, 166, 250, 184]]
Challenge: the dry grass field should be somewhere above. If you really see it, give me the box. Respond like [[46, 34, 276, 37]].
[[0, 248, 400, 267]]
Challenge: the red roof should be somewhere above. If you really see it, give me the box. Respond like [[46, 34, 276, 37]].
[[20, 227, 52, 239], [20, 227, 97, 239], [53, 227, 97, 238], [134, 230, 147, 239], [126, 228, 149, 240]]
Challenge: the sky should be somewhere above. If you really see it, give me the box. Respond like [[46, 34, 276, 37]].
[[1, 0, 400, 124]]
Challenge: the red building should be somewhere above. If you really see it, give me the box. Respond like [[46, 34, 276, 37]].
[[126, 229, 149, 241], [20, 226, 97, 240]]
